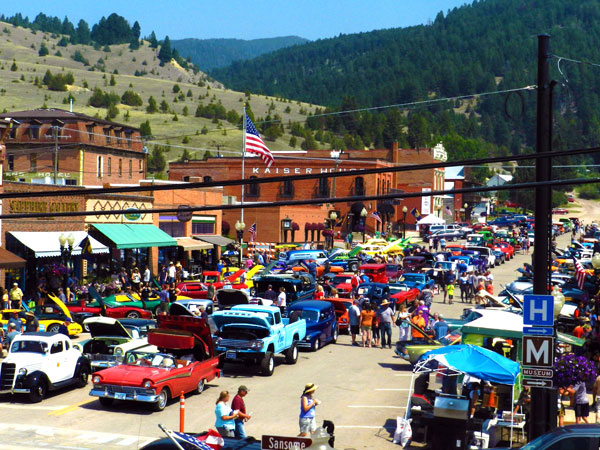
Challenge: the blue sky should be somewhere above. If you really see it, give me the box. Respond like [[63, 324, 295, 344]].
[[0, 0, 470, 41]]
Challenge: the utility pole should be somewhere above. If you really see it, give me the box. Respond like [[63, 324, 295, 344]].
[[530, 33, 557, 440]]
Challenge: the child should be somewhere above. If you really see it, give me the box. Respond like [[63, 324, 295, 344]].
[[446, 282, 455, 305]]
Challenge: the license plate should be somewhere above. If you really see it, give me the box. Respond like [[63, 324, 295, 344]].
[[226, 351, 236, 360], [115, 392, 127, 400]]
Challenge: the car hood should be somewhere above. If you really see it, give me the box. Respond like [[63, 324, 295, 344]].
[[4, 352, 47, 368], [95, 364, 171, 384], [216, 289, 250, 306], [85, 317, 132, 338]]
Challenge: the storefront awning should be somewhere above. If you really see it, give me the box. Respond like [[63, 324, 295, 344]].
[[194, 235, 234, 247], [0, 247, 26, 268], [92, 224, 177, 249], [9, 231, 109, 258], [176, 237, 213, 251]]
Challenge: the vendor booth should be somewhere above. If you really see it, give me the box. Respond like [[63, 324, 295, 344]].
[[405, 344, 522, 449]]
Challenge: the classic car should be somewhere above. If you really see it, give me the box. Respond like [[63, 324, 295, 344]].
[[90, 314, 220, 411], [173, 298, 214, 315], [389, 284, 420, 306], [216, 288, 272, 310], [0, 332, 90, 402], [397, 273, 435, 291], [325, 273, 360, 298], [287, 301, 338, 351], [22, 294, 83, 336], [79, 317, 156, 372], [327, 247, 361, 272], [106, 290, 193, 314], [401, 256, 429, 273], [494, 241, 515, 260], [212, 305, 306, 376], [67, 286, 153, 320], [395, 319, 462, 364], [324, 298, 352, 333], [355, 282, 390, 306], [385, 264, 402, 283], [252, 273, 316, 304], [360, 264, 388, 284]]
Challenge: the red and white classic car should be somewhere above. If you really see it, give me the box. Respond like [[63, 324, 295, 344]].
[[89, 314, 220, 411]]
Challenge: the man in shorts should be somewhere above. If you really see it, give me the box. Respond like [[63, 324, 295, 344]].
[[348, 297, 361, 346], [570, 381, 590, 424]]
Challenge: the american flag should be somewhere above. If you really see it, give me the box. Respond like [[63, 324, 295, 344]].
[[166, 430, 215, 450], [573, 256, 587, 290], [369, 211, 382, 224], [245, 114, 274, 167], [248, 223, 257, 241]]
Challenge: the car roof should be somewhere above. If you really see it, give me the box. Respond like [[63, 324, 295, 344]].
[[232, 304, 280, 313], [360, 263, 386, 268], [288, 300, 333, 311], [14, 331, 64, 342]]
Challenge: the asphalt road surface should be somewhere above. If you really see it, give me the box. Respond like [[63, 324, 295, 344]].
[[0, 232, 572, 450]]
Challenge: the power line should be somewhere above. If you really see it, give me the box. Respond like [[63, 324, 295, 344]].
[[0, 176, 596, 220], [0, 144, 596, 200], [552, 54, 600, 70]]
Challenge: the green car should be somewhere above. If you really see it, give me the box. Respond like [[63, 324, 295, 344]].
[[395, 319, 462, 364], [102, 292, 191, 313]]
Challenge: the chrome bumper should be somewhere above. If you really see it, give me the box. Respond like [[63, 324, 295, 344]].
[[89, 387, 158, 403]]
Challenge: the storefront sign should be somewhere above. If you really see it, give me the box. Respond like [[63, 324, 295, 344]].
[[252, 167, 358, 175], [421, 188, 432, 215], [124, 208, 141, 222], [9, 200, 79, 213], [86, 200, 152, 224]]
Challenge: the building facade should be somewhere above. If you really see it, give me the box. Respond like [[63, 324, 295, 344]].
[[0, 109, 145, 186]]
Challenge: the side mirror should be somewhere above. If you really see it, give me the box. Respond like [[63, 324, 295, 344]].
[[72, 343, 83, 353]]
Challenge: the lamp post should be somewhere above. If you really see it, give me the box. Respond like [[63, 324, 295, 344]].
[[326, 210, 338, 249], [464, 203, 469, 223], [281, 216, 292, 244], [235, 220, 245, 267], [59, 233, 75, 288], [402, 206, 408, 239], [552, 285, 565, 319], [360, 207, 368, 243]]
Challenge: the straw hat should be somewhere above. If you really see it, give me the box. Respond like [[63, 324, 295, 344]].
[[302, 383, 318, 395]]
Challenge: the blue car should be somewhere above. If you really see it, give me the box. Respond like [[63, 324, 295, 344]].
[[287, 300, 338, 352], [397, 273, 434, 291]]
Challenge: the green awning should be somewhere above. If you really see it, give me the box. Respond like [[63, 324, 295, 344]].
[[92, 224, 177, 249]]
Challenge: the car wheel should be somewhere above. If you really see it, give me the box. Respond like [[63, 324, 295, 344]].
[[28, 379, 47, 403], [349, 262, 359, 272], [153, 389, 169, 412], [76, 366, 89, 388], [260, 352, 275, 376], [195, 378, 205, 395], [332, 326, 339, 344], [47, 324, 60, 333], [312, 338, 321, 352], [99, 397, 114, 407], [285, 343, 298, 364], [126, 311, 141, 319]]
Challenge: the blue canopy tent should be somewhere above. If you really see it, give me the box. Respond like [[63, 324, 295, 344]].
[[406, 344, 522, 446]]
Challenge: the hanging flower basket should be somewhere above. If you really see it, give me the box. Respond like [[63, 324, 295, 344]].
[[554, 353, 597, 388]]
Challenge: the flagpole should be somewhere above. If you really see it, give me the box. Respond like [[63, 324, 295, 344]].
[[240, 105, 246, 264]]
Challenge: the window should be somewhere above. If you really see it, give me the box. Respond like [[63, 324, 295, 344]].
[[129, 160, 132, 178], [246, 175, 260, 197], [139, 160, 143, 171], [546, 437, 600, 450], [97, 156, 103, 178], [104, 128, 111, 144], [203, 176, 213, 183], [377, 179, 381, 195], [282, 179, 294, 197], [50, 341, 63, 354], [118, 159, 122, 177], [107, 157, 112, 176], [30, 153, 37, 171], [7, 154, 14, 171], [317, 176, 329, 197], [192, 222, 215, 234], [354, 177, 365, 196], [125, 131, 133, 148], [183, 176, 190, 182], [114, 130, 122, 144], [65, 179, 77, 185], [86, 125, 95, 142], [159, 221, 185, 237], [9, 125, 17, 139], [28, 125, 39, 140]]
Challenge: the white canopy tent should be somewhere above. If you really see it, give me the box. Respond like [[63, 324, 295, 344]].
[[416, 214, 445, 225]]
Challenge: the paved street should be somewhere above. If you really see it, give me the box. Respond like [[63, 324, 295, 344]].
[[0, 232, 572, 449]]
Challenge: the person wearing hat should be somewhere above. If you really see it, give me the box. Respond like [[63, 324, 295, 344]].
[[299, 383, 320, 437], [8, 311, 22, 333], [58, 318, 72, 337], [24, 312, 39, 333], [378, 299, 394, 349], [9, 283, 23, 309], [433, 314, 448, 340], [232, 385, 251, 438]]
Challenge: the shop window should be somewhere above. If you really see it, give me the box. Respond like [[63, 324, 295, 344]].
[[7, 154, 14, 171], [192, 222, 215, 234], [159, 221, 185, 237], [30, 153, 37, 171], [97, 156, 103, 178], [107, 157, 112, 176], [86, 124, 95, 142], [118, 159, 122, 177], [246, 176, 260, 197], [129, 160, 132, 178]]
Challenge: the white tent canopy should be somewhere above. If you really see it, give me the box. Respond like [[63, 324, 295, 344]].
[[417, 214, 445, 225]]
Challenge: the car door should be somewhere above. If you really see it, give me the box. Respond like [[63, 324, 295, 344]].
[[545, 436, 599, 450], [49, 340, 71, 381]]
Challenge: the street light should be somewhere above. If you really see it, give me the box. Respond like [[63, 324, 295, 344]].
[[592, 253, 600, 270], [281, 216, 292, 243], [360, 207, 368, 243], [326, 211, 338, 249], [552, 285, 565, 319], [464, 203, 469, 222], [402, 206, 408, 239], [235, 220, 245, 266], [59, 233, 75, 288]]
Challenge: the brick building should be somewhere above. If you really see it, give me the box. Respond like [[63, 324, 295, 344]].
[[0, 109, 145, 186], [169, 143, 448, 243]]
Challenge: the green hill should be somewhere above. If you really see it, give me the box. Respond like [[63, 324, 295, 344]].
[[0, 21, 321, 170], [172, 36, 309, 71]]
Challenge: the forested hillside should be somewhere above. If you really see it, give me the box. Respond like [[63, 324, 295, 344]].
[[172, 36, 308, 71], [212, 0, 600, 202]]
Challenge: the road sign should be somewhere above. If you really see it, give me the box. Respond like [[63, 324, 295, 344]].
[[177, 205, 193, 222], [523, 367, 554, 378], [523, 378, 553, 388], [261, 435, 312, 450], [523, 336, 554, 367], [523, 294, 554, 327], [523, 326, 554, 336]]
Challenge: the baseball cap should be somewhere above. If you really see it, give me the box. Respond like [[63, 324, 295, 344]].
[[238, 385, 249, 392]]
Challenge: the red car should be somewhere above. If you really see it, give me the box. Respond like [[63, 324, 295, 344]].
[[177, 270, 248, 299], [66, 293, 152, 320], [553, 208, 569, 215], [326, 273, 360, 298], [90, 314, 220, 411], [360, 264, 388, 284], [325, 298, 352, 333], [494, 242, 515, 260], [390, 285, 420, 306]]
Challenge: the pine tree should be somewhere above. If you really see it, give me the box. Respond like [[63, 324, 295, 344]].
[[146, 96, 158, 113], [148, 31, 158, 48], [140, 120, 152, 137], [38, 42, 49, 56], [10, 60, 17, 71], [157, 36, 172, 65], [109, 74, 116, 86], [75, 19, 91, 45]]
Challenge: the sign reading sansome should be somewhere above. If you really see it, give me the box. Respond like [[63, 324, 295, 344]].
[[261, 435, 312, 450]]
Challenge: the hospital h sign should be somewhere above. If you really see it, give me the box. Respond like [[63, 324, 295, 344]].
[[523, 294, 554, 327]]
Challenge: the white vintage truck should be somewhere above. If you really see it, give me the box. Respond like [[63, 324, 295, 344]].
[[0, 332, 90, 402]]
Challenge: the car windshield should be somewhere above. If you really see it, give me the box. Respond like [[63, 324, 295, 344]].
[[10, 340, 48, 354], [123, 324, 155, 338], [400, 275, 421, 282], [291, 310, 319, 322], [333, 277, 352, 284], [390, 285, 409, 293], [124, 351, 176, 368], [439, 330, 462, 346]]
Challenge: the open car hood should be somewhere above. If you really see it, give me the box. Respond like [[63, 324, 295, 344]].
[[155, 314, 215, 357], [84, 316, 131, 338], [46, 293, 74, 319], [216, 288, 250, 306]]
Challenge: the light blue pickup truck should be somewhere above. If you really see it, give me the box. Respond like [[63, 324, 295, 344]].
[[212, 305, 307, 376]]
